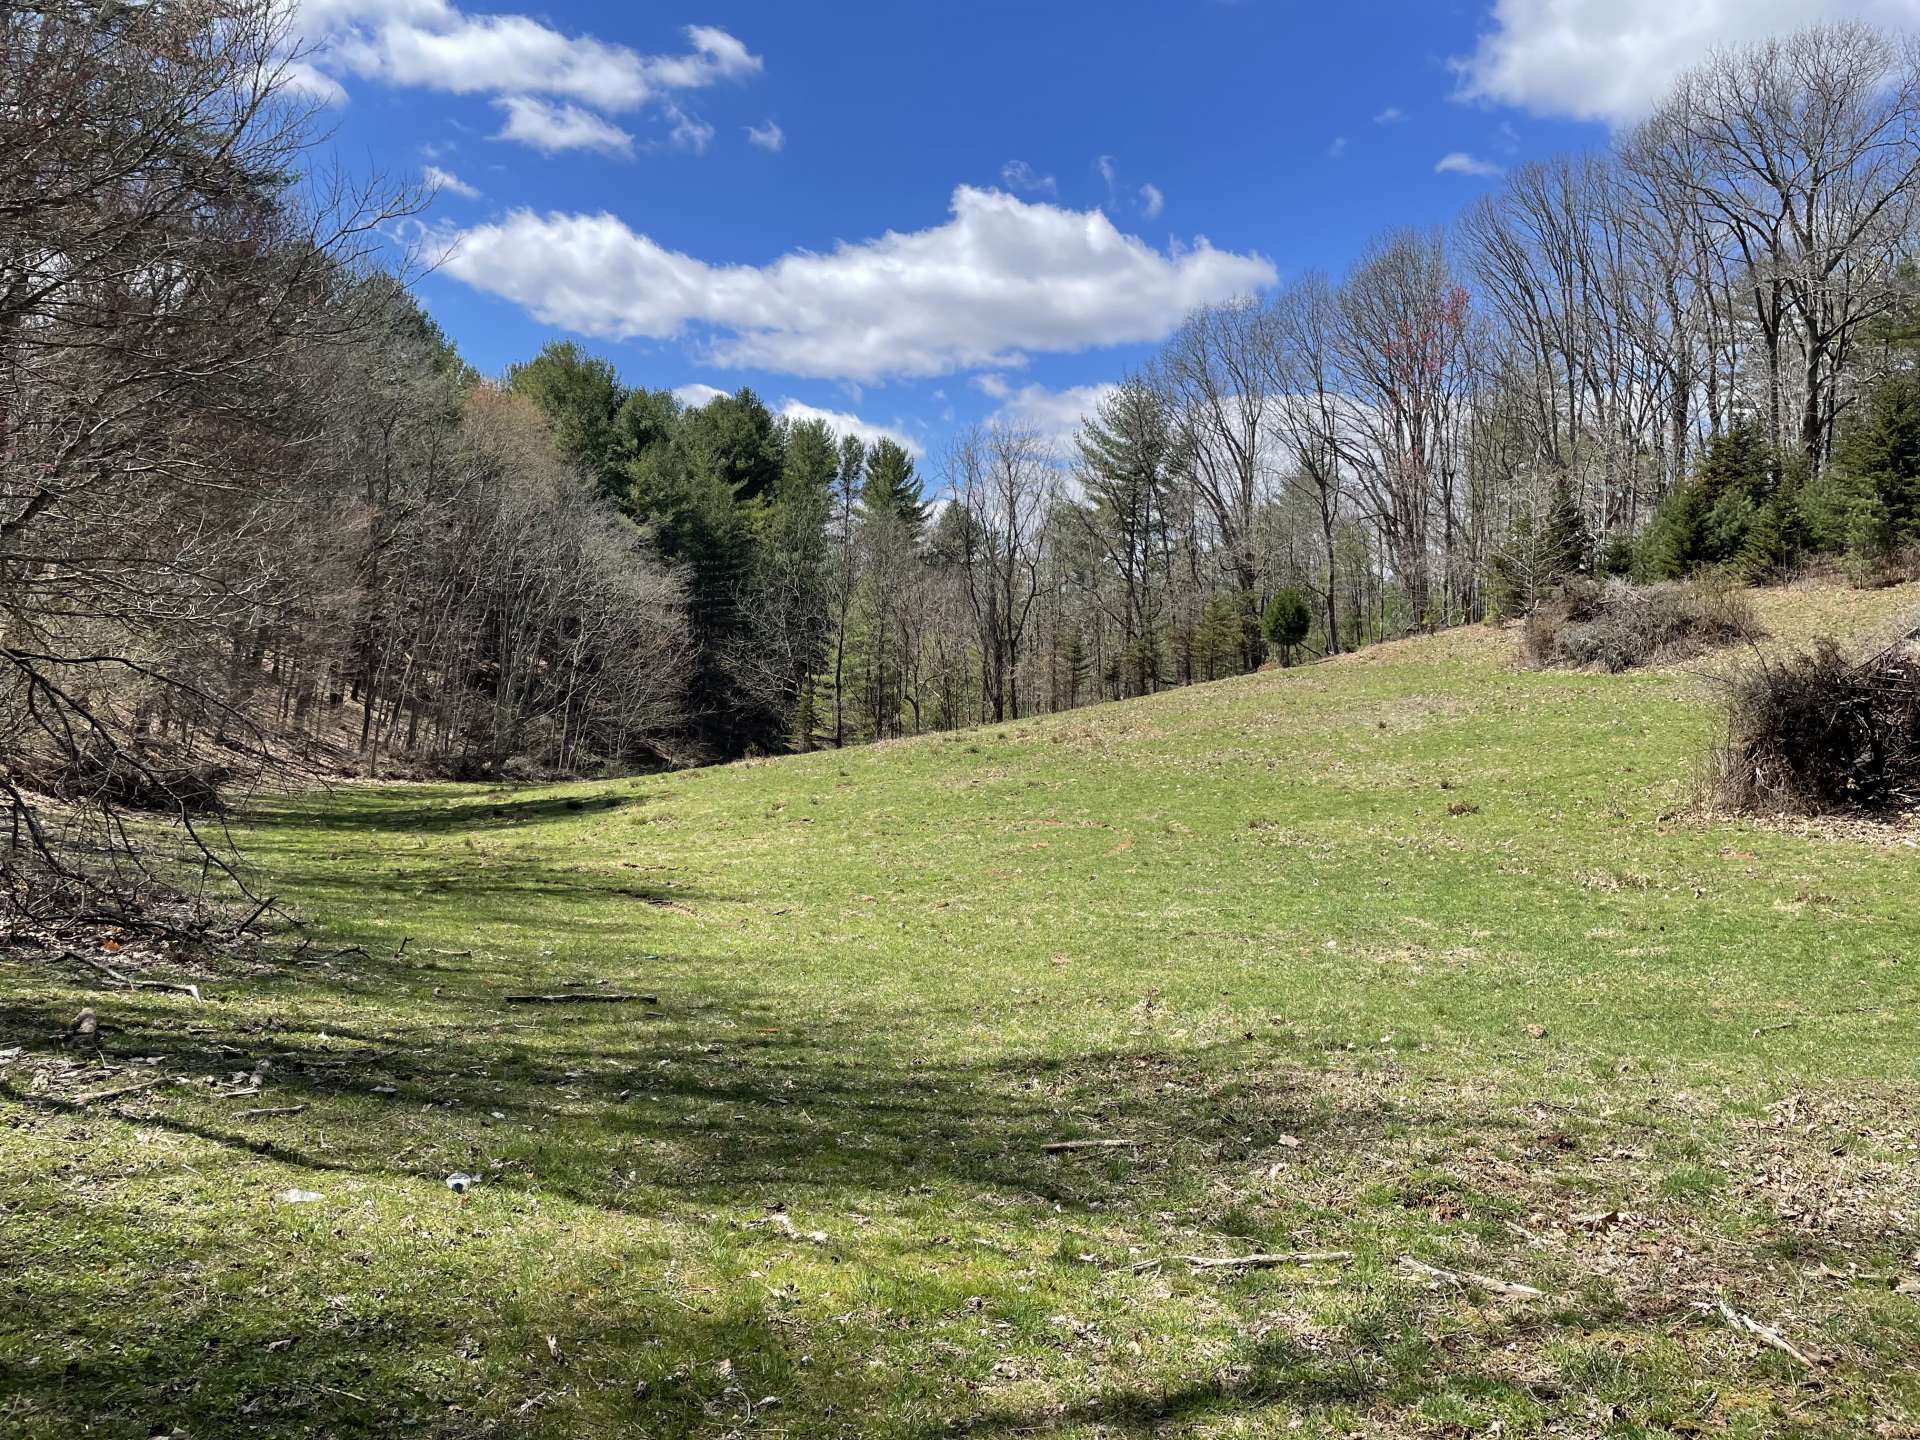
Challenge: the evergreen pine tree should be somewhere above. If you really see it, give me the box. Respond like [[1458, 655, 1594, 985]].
[[859, 438, 928, 535], [1195, 594, 1244, 680], [1061, 628, 1091, 708], [1644, 420, 1777, 579], [505, 341, 627, 502], [1820, 371, 1920, 570], [1542, 475, 1593, 582], [1261, 588, 1312, 666]]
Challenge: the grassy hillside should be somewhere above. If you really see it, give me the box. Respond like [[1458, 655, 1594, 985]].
[[3, 581, 1918, 1439]]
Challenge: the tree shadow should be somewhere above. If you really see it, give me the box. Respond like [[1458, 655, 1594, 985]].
[[0, 928, 1459, 1439], [257, 784, 652, 837], [0, 976, 1391, 1220]]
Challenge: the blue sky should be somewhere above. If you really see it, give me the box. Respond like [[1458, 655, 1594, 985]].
[[294, 0, 1920, 459]]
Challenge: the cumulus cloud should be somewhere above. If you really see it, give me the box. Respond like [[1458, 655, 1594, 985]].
[[304, 3, 758, 109], [440, 185, 1276, 383], [672, 383, 730, 408], [1000, 160, 1058, 195], [281, 57, 350, 105], [1138, 183, 1165, 218], [1435, 150, 1502, 177], [671, 387, 923, 457], [294, 2, 758, 151], [1327, 136, 1349, 160], [978, 379, 1120, 452], [746, 120, 785, 152], [1373, 105, 1405, 125], [1453, 0, 1920, 125], [424, 164, 481, 199], [775, 400, 925, 458], [492, 97, 633, 157]]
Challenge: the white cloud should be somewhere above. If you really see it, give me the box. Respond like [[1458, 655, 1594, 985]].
[[440, 185, 1277, 383], [304, 4, 759, 110], [281, 58, 350, 105], [981, 380, 1120, 452], [775, 400, 924, 459], [671, 386, 923, 457], [1453, 0, 1920, 126], [1138, 183, 1165, 219], [492, 97, 633, 157], [746, 120, 785, 152], [1327, 136, 1349, 160], [672, 383, 730, 408], [1000, 160, 1058, 196], [1373, 105, 1405, 125], [663, 103, 714, 154], [424, 164, 481, 199], [1435, 151, 1503, 178], [293, 4, 758, 152]]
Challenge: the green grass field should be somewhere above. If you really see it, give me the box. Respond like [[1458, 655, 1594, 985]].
[[4, 582, 1919, 1439]]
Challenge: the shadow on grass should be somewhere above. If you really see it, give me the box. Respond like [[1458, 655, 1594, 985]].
[[0, 919, 1442, 1440], [259, 786, 650, 837], [0, 791, 1842, 1440], [2, 939, 1870, 1439], [0, 975, 1387, 1218]]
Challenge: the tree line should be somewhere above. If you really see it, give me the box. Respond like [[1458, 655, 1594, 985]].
[[514, 18, 1920, 747], [1, 1, 688, 926], [7, 5, 1920, 930]]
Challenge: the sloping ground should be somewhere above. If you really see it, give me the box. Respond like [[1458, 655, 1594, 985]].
[[2, 581, 1918, 1439]]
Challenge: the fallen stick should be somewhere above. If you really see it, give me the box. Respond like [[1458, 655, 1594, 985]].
[[504, 992, 658, 1005], [230, 895, 276, 936], [1399, 1256, 1543, 1299], [233, 1104, 308, 1120], [1695, 1299, 1817, 1367], [1043, 1139, 1136, 1152], [1129, 1250, 1354, 1273], [65, 952, 204, 1002], [1752, 1020, 1798, 1035], [71, 1075, 168, 1107]]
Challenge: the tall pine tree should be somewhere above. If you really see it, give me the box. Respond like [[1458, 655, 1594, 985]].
[[859, 438, 927, 535]]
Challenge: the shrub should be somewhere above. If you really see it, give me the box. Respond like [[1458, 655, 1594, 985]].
[[1521, 579, 1762, 673], [1262, 588, 1311, 665], [1710, 636, 1920, 815], [1595, 534, 1636, 578]]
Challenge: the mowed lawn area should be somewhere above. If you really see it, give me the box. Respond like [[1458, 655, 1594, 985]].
[[3, 583, 1918, 1439]]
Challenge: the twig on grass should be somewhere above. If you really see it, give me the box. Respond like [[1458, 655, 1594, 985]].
[[1042, 1138, 1136, 1153], [1126, 1250, 1354, 1274], [63, 951, 203, 1002], [1399, 1256, 1543, 1299], [504, 992, 659, 1005], [1694, 1298, 1818, 1367], [230, 895, 276, 936], [71, 1075, 168, 1107], [233, 1104, 307, 1119]]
